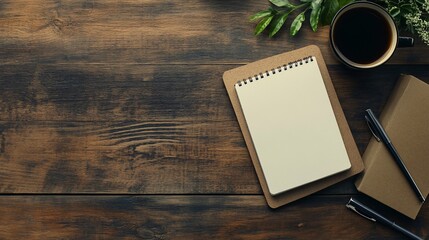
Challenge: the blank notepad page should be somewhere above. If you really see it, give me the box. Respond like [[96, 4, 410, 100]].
[[235, 57, 351, 196]]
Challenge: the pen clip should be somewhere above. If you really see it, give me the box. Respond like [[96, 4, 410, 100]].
[[365, 115, 381, 142], [346, 203, 377, 222]]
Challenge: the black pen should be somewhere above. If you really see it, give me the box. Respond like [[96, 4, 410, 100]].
[[365, 109, 425, 202], [346, 198, 423, 240]]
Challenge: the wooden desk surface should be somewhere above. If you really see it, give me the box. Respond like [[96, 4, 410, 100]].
[[0, 1, 427, 239]]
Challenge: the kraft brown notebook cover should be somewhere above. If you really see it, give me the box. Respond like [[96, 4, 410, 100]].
[[355, 75, 429, 219], [223, 45, 364, 208]]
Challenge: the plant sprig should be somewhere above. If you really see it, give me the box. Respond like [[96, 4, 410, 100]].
[[251, 0, 354, 37], [375, 0, 429, 43]]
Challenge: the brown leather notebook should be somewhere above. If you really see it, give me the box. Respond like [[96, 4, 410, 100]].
[[355, 75, 429, 219], [223, 45, 364, 208]]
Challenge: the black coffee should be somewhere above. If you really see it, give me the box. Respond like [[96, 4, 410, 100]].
[[333, 7, 392, 64]]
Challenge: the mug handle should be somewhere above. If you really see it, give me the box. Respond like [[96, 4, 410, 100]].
[[398, 36, 414, 47]]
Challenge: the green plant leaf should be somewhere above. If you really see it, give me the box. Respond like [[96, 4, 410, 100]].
[[399, 3, 413, 14], [389, 6, 400, 18], [250, 9, 273, 22], [311, 0, 323, 10], [255, 15, 274, 36], [310, 0, 323, 32], [270, 0, 295, 8], [300, 0, 313, 2], [269, 13, 289, 37], [290, 11, 306, 36], [320, 0, 354, 26], [338, 0, 354, 8], [320, 0, 339, 25]]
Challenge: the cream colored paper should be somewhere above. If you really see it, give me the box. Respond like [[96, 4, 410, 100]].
[[235, 58, 351, 195]]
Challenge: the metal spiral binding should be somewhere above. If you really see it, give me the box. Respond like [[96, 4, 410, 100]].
[[236, 56, 314, 87]]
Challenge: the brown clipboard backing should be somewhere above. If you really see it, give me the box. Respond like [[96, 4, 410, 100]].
[[223, 45, 364, 208]]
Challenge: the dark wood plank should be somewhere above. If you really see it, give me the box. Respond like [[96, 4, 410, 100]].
[[0, 119, 260, 193], [1, 64, 429, 193], [0, 195, 427, 239], [0, 0, 427, 65], [0, 64, 235, 122], [1, 64, 429, 123]]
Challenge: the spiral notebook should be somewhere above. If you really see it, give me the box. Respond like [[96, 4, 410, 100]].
[[235, 55, 351, 196], [223, 45, 364, 208]]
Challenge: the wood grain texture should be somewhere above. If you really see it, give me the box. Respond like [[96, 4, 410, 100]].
[[0, 0, 427, 65], [1, 64, 429, 193], [0, 196, 427, 239], [1, 64, 428, 124], [1, 0, 429, 238], [0, 119, 259, 193]]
